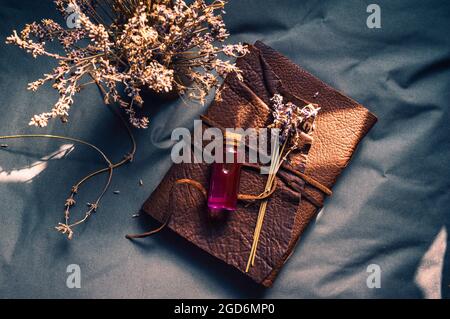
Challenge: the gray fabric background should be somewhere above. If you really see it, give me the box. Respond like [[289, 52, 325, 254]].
[[0, 0, 449, 298]]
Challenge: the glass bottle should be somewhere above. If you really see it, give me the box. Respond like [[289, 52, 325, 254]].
[[207, 131, 243, 214]]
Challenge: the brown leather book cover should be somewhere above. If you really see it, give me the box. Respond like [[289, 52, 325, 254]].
[[139, 41, 377, 286]]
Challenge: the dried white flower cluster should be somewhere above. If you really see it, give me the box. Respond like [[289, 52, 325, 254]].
[[6, 0, 248, 128]]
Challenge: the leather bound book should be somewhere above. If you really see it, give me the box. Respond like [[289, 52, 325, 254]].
[[139, 41, 377, 287]]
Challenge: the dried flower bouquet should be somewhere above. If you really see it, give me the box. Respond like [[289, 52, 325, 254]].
[[6, 0, 248, 129]]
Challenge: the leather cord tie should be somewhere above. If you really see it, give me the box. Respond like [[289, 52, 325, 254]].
[[126, 179, 206, 239], [200, 114, 332, 197], [126, 115, 332, 239], [125, 176, 279, 239], [126, 166, 328, 239]]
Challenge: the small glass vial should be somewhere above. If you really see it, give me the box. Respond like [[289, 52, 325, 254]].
[[207, 131, 243, 215]]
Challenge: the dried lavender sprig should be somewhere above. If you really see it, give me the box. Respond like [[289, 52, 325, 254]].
[[246, 94, 320, 271]]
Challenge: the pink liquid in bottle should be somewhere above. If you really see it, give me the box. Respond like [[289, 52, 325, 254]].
[[207, 132, 242, 214]]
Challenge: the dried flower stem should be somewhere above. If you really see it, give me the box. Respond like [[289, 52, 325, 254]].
[[245, 137, 288, 272], [0, 82, 137, 240], [246, 95, 320, 272], [0, 130, 133, 239]]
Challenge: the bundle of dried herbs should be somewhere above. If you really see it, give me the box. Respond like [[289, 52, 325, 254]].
[[6, 0, 248, 129], [246, 94, 320, 272]]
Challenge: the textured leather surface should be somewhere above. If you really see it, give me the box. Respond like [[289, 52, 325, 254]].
[[142, 41, 377, 286]]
